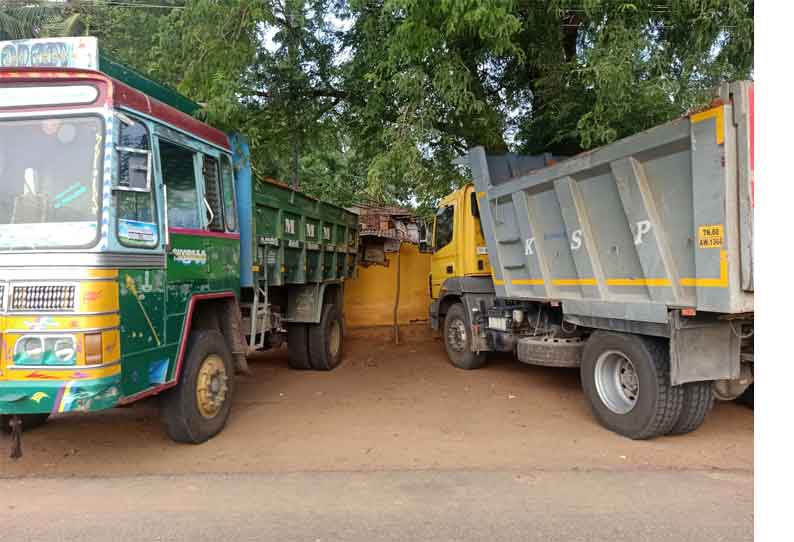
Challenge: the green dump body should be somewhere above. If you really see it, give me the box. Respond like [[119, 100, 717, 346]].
[[252, 180, 359, 287], [233, 137, 359, 290]]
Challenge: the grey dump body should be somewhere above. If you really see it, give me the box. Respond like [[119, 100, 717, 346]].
[[471, 81, 753, 321], [469, 81, 753, 385]]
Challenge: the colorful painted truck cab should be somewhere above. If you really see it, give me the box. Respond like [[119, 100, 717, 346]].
[[0, 37, 358, 449]]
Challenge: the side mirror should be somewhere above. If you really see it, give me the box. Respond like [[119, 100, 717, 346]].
[[115, 148, 152, 192], [470, 191, 480, 218], [113, 111, 152, 193], [418, 220, 434, 253]]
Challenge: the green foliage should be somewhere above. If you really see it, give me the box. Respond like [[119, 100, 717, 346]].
[[521, 0, 754, 152], [0, 2, 56, 40], [1, 0, 754, 211]]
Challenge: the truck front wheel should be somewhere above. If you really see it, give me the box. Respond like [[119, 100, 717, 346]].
[[443, 303, 487, 370], [581, 331, 682, 440], [161, 330, 234, 444]]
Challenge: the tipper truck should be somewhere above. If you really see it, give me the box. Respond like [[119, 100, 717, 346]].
[[0, 37, 358, 455], [429, 81, 754, 439]]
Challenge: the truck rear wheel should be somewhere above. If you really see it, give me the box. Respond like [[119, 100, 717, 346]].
[[669, 381, 714, 435], [581, 331, 682, 440], [287, 324, 312, 370], [161, 330, 234, 444], [1, 413, 49, 434], [308, 304, 344, 371], [443, 303, 486, 370]]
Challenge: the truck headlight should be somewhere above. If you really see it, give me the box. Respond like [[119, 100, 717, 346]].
[[20, 337, 43, 363], [50, 337, 76, 364], [14, 335, 76, 366]]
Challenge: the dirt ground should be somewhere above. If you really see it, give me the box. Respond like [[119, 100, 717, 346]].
[[0, 325, 753, 477]]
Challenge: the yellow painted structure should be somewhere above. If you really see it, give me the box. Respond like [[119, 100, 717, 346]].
[[344, 243, 432, 327]]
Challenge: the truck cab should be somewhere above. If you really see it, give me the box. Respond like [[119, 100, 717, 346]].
[[0, 38, 358, 454], [428, 184, 499, 371], [0, 37, 248, 447], [429, 184, 491, 299]]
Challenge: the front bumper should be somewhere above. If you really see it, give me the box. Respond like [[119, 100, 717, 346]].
[[0, 373, 122, 415]]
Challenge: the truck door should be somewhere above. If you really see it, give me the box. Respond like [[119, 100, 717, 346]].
[[463, 189, 492, 276], [430, 203, 456, 298]]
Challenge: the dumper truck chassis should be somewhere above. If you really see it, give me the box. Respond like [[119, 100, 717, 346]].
[[430, 81, 754, 439]]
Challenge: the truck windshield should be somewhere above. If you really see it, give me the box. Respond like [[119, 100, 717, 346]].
[[0, 115, 103, 250]]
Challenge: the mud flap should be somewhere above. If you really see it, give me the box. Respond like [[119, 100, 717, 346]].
[[221, 298, 252, 376], [669, 311, 741, 385], [460, 293, 493, 353], [9, 415, 22, 460]]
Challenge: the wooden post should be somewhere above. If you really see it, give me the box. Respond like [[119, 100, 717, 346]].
[[393, 242, 401, 344]]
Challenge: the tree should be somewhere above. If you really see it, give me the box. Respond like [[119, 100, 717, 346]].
[[4, 0, 753, 212], [0, 2, 54, 39]]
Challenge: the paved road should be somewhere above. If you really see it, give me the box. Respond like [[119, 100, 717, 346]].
[[1, 468, 752, 542], [0, 329, 753, 541]]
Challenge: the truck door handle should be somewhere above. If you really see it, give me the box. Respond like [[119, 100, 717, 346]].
[[446, 265, 453, 274]]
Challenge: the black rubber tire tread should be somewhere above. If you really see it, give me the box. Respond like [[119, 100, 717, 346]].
[[308, 304, 344, 371], [738, 384, 754, 409], [669, 380, 715, 435], [0, 413, 49, 434], [580, 331, 683, 440], [443, 303, 487, 370], [287, 324, 312, 370], [161, 329, 234, 444]]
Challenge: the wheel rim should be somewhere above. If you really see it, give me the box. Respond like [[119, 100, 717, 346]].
[[328, 319, 341, 358], [196, 354, 228, 419], [447, 317, 467, 352], [594, 349, 639, 414]]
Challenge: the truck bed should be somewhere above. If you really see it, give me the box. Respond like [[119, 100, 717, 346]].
[[470, 81, 754, 324], [232, 136, 359, 289]]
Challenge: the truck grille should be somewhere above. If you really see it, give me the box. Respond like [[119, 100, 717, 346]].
[[10, 285, 76, 312]]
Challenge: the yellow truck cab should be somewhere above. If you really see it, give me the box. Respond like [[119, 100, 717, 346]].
[[430, 184, 491, 298], [428, 184, 496, 370]]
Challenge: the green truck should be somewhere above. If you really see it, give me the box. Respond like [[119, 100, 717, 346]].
[[0, 37, 358, 455]]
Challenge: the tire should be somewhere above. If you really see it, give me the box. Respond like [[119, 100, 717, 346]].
[[443, 303, 487, 370], [0, 413, 49, 434], [287, 323, 312, 370], [161, 330, 234, 444], [669, 380, 715, 435], [516, 335, 583, 367], [308, 304, 344, 371], [738, 384, 754, 409], [580, 331, 683, 440]]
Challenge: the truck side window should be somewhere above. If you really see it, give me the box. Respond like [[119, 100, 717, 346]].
[[117, 118, 158, 248], [201, 155, 223, 231], [160, 140, 200, 229], [220, 155, 237, 232], [435, 205, 454, 248]]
